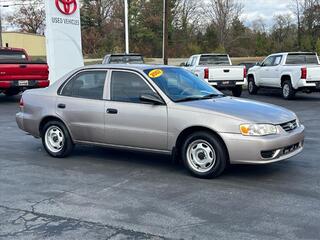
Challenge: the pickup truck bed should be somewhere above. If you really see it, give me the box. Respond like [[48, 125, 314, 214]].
[[184, 54, 246, 97]]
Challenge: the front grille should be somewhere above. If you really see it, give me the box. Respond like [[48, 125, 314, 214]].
[[280, 120, 298, 132]]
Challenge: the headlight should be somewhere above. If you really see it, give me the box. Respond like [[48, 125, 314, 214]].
[[240, 124, 279, 136]]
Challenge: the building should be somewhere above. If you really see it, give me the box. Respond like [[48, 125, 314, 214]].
[[1, 32, 46, 57]]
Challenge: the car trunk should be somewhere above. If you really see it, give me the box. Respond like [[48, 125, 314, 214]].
[[306, 65, 320, 81]]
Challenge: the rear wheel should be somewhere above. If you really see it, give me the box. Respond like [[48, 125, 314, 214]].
[[282, 80, 296, 100], [42, 121, 74, 158], [248, 77, 258, 95], [181, 131, 227, 178], [231, 85, 242, 97]]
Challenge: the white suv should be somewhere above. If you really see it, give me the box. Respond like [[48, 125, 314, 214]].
[[247, 52, 320, 99]]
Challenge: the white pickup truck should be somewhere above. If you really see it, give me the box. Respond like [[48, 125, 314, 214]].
[[183, 54, 247, 97], [247, 52, 320, 99]]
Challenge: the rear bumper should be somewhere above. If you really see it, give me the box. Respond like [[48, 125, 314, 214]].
[[220, 125, 305, 164], [0, 80, 49, 90], [208, 79, 246, 88]]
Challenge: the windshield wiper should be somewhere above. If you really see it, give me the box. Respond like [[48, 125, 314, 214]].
[[176, 94, 224, 102]]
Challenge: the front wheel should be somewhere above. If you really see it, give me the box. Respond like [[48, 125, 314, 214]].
[[181, 132, 227, 178], [231, 85, 242, 97], [42, 121, 74, 158], [282, 80, 296, 100], [248, 78, 259, 95]]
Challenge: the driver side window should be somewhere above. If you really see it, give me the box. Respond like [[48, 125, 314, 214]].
[[262, 56, 275, 67]]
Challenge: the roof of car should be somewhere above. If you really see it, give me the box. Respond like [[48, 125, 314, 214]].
[[270, 52, 316, 55], [105, 53, 143, 56], [83, 64, 179, 71]]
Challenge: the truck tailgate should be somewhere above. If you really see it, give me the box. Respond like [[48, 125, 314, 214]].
[[209, 66, 244, 81], [307, 65, 320, 81], [0, 63, 49, 81]]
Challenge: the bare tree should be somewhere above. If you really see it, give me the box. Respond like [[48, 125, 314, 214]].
[[204, 0, 244, 48], [6, 0, 45, 35], [173, 0, 201, 33], [290, 0, 304, 48]]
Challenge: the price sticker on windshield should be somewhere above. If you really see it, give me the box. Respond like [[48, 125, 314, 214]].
[[148, 69, 163, 78]]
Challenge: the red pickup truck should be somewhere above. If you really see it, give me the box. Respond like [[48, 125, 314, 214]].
[[0, 48, 49, 96]]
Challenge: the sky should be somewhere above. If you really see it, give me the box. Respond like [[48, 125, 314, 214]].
[[241, 0, 293, 28], [0, 0, 294, 30]]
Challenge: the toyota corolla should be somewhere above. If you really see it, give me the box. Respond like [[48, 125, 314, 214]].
[[16, 65, 305, 178]]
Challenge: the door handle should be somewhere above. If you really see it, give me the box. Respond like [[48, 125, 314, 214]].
[[106, 108, 118, 114], [58, 103, 66, 109]]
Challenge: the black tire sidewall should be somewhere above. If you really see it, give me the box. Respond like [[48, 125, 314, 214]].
[[282, 81, 295, 100], [232, 86, 242, 97], [41, 121, 74, 158], [248, 78, 258, 95], [181, 132, 227, 178]]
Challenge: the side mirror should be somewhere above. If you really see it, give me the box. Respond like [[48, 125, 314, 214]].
[[180, 62, 187, 67], [257, 62, 262, 66], [140, 93, 164, 105]]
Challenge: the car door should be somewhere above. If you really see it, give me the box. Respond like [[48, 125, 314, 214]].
[[269, 55, 283, 87], [56, 70, 107, 143], [105, 70, 168, 150], [259, 56, 275, 86]]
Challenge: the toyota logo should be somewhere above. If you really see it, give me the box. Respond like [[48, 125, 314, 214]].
[[55, 0, 77, 15], [289, 123, 295, 130]]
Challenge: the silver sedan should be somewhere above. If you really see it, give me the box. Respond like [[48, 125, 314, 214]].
[[16, 65, 304, 178]]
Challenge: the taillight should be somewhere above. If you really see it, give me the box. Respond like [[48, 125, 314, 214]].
[[19, 97, 24, 108], [204, 68, 209, 79], [301, 67, 307, 79], [243, 66, 247, 79]]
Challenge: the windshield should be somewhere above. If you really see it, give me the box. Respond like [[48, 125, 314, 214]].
[[286, 53, 319, 65], [144, 67, 223, 102], [0, 50, 27, 60], [109, 55, 144, 64], [199, 55, 230, 65]]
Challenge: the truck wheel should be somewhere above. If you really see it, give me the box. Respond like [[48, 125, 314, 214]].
[[282, 81, 296, 100], [181, 131, 227, 178], [232, 86, 242, 97], [42, 121, 74, 158], [248, 78, 258, 95]]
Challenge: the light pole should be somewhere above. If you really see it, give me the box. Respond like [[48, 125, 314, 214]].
[[124, 0, 129, 54], [0, 5, 9, 47], [162, 0, 168, 65]]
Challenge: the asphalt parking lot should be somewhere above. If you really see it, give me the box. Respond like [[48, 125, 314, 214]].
[[0, 90, 320, 240]]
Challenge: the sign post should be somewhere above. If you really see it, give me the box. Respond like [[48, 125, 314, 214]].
[[45, 0, 84, 83]]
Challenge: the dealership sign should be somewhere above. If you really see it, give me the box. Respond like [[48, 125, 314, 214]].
[[45, 0, 83, 83]]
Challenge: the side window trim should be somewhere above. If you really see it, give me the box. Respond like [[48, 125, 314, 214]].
[[108, 69, 164, 104], [58, 69, 108, 100]]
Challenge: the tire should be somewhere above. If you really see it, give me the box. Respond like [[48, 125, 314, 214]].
[[41, 121, 74, 158], [248, 77, 258, 95], [231, 85, 242, 97], [282, 80, 296, 100], [181, 131, 227, 178]]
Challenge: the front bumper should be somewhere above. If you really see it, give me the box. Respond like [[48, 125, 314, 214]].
[[220, 125, 305, 164]]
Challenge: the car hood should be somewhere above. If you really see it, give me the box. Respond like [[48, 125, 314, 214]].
[[178, 97, 296, 124]]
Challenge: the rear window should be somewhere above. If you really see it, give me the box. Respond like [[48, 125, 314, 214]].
[[286, 54, 319, 65], [109, 55, 144, 64], [0, 50, 27, 60], [199, 55, 230, 66]]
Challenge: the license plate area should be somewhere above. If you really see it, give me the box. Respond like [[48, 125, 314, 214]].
[[18, 80, 29, 86]]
